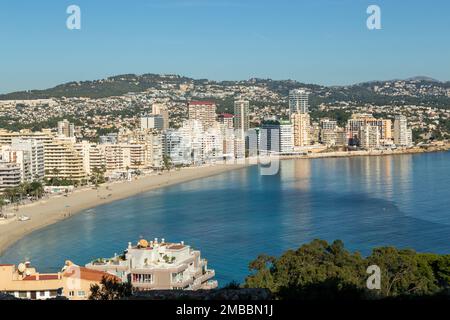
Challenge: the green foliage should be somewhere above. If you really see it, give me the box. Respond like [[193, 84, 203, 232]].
[[2, 181, 44, 203], [89, 276, 132, 300], [244, 239, 450, 300], [163, 155, 172, 171]]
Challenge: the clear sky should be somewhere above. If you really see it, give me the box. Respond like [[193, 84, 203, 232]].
[[0, 0, 449, 93]]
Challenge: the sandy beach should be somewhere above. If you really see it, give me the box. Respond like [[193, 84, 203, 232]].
[[0, 163, 249, 255]]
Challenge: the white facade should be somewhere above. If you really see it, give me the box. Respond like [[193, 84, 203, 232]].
[[11, 138, 45, 181], [394, 115, 412, 147], [289, 89, 309, 115]]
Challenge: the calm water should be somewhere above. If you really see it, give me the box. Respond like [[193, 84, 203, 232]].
[[1, 152, 450, 285]]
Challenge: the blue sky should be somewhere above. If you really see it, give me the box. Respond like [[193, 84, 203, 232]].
[[0, 0, 449, 93]]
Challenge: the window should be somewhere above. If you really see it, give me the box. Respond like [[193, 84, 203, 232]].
[[18, 291, 28, 298], [50, 290, 58, 297], [68, 291, 75, 297], [78, 291, 86, 297], [132, 273, 153, 283]]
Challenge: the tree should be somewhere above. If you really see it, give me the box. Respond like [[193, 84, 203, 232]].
[[163, 155, 172, 171], [89, 276, 132, 300], [29, 181, 44, 200], [244, 239, 450, 300], [367, 247, 440, 297]]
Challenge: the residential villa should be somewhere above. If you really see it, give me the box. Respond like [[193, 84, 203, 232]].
[[0, 261, 119, 300], [85, 238, 218, 291]]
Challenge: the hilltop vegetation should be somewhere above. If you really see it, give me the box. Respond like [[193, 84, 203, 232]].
[[244, 239, 450, 300]]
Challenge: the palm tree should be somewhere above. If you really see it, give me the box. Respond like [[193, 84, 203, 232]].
[[29, 181, 44, 200]]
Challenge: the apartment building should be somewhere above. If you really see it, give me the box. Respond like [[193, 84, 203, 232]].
[[44, 137, 86, 182], [260, 120, 294, 154], [0, 162, 21, 191], [140, 115, 164, 131], [359, 124, 381, 150], [292, 112, 311, 147], [289, 89, 309, 115], [394, 115, 413, 147], [0, 147, 32, 182], [233, 99, 250, 138], [152, 103, 170, 130], [0, 261, 119, 300], [11, 138, 45, 181], [85, 238, 217, 291], [57, 119, 75, 138], [188, 101, 217, 131]]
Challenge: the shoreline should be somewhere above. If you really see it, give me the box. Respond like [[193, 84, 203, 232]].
[[0, 144, 448, 257], [0, 163, 250, 256], [280, 144, 450, 160]]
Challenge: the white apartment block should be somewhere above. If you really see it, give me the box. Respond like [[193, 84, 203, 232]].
[[140, 115, 164, 131], [289, 89, 309, 115], [0, 162, 21, 191], [11, 138, 45, 181], [0, 147, 32, 183], [394, 115, 413, 147], [233, 99, 250, 140], [85, 238, 217, 291], [57, 119, 75, 138], [359, 124, 381, 150]]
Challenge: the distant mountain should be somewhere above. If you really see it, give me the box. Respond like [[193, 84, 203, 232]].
[[405, 76, 441, 82]]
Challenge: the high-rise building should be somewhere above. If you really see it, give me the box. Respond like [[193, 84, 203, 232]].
[[57, 119, 75, 138], [289, 89, 309, 115], [0, 162, 21, 191], [218, 113, 234, 129], [233, 99, 250, 139], [11, 138, 45, 181], [359, 124, 380, 150], [260, 120, 293, 154], [140, 115, 164, 131], [152, 103, 170, 130], [44, 137, 86, 182], [394, 115, 412, 147], [0, 147, 32, 183], [292, 113, 311, 147], [188, 101, 217, 130]]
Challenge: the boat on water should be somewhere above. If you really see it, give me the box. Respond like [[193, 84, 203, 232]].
[[18, 215, 31, 222]]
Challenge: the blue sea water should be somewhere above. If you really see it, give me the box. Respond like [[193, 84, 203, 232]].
[[1, 152, 449, 285]]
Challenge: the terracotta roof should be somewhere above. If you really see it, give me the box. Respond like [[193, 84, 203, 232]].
[[22, 274, 60, 281], [189, 101, 215, 106], [0, 264, 14, 266], [64, 266, 120, 282], [220, 113, 234, 118]]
